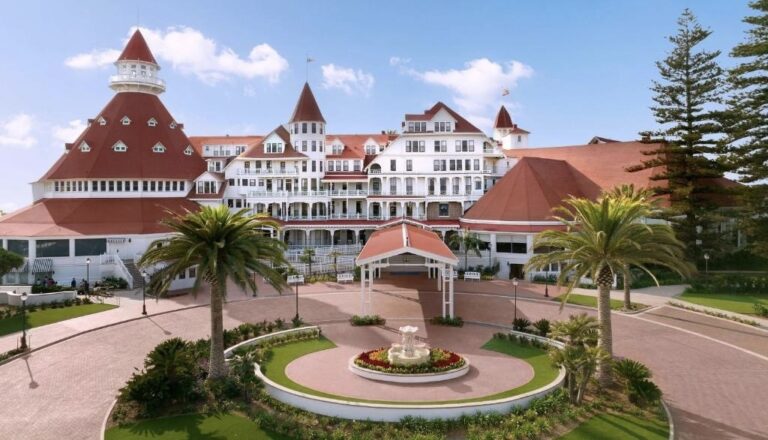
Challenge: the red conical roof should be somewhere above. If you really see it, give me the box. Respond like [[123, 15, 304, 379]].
[[40, 92, 205, 180], [290, 83, 325, 123], [494, 105, 514, 129], [118, 29, 158, 65]]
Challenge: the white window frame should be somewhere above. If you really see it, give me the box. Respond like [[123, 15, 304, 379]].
[[113, 141, 127, 152]]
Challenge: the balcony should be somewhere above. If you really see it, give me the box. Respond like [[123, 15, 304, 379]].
[[330, 190, 368, 197], [109, 74, 166, 89], [247, 190, 329, 199], [238, 167, 299, 176]]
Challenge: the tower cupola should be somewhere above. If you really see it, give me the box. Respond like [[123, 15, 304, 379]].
[[109, 30, 165, 95]]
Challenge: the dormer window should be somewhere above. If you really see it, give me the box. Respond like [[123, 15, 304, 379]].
[[184, 145, 194, 156], [332, 145, 343, 155], [79, 141, 91, 152], [152, 143, 166, 153], [97, 116, 107, 126], [113, 141, 128, 152], [169, 121, 177, 129], [265, 142, 283, 154], [365, 145, 378, 155], [147, 118, 158, 127], [121, 116, 131, 126]]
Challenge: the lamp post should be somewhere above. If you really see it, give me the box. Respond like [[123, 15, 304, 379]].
[[141, 270, 148, 316], [512, 277, 519, 323], [544, 269, 550, 298], [20, 292, 28, 351], [294, 281, 300, 322], [704, 253, 710, 275], [85, 258, 91, 298]]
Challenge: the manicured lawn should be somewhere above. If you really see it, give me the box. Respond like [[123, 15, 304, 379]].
[[678, 290, 768, 315], [558, 293, 646, 311], [260, 336, 560, 405], [105, 412, 289, 440], [559, 411, 668, 440], [0, 303, 117, 337]]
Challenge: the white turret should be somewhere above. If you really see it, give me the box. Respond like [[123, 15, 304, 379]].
[[109, 30, 165, 95]]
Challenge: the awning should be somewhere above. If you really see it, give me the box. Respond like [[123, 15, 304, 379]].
[[31, 258, 53, 273]]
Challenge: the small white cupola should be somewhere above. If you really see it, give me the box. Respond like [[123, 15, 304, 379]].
[[147, 117, 158, 127], [121, 116, 131, 126], [79, 141, 91, 152], [113, 140, 128, 152], [184, 145, 194, 156], [152, 142, 166, 153], [109, 29, 166, 95]]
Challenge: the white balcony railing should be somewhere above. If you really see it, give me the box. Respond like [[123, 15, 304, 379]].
[[247, 190, 330, 199], [330, 190, 368, 197], [238, 168, 299, 176], [109, 74, 166, 88]]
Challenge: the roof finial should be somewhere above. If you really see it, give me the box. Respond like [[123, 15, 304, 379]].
[[306, 55, 314, 83]]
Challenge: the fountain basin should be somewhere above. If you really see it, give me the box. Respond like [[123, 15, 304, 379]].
[[348, 355, 471, 384]]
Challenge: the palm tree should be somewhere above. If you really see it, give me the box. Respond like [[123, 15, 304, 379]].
[[525, 190, 693, 386], [138, 206, 288, 380], [449, 229, 483, 270], [548, 314, 607, 404], [605, 185, 657, 310], [300, 247, 316, 276], [328, 249, 341, 277]]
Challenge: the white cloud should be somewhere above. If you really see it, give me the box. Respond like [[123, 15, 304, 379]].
[[407, 58, 533, 129], [0, 202, 20, 215], [65, 26, 289, 85], [52, 119, 87, 144], [321, 64, 375, 96], [0, 114, 36, 148], [389, 56, 410, 66], [65, 49, 121, 69]]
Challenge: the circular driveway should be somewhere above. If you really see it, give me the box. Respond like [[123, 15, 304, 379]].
[[0, 277, 765, 440]]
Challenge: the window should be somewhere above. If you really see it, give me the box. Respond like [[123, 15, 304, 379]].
[[302, 161, 307, 172], [353, 161, 361, 172], [406, 177, 414, 195], [7, 240, 29, 257], [517, 135, 522, 142], [189, 267, 196, 278], [455, 140, 474, 152], [97, 116, 107, 126], [328, 161, 335, 172], [92, 181, 98, 191], [293, 123, 298, 134], [169, 121, 177, 129], [197, 181, 217, 194], [75, 239, 107, 256], [365, 145, 377, 155], [390, 159, 396, 171], [407, 121, 427, 132], [312, 161, 316, 172], [433, 140, 447, 152], [147, 118, 157, 127], [113, 141, 127, 152], [343, 161, 349, 171], [434, 121, 452, 132], [311, 123, 317, 134], [152, 143, 166, 153], [512, 243, 527, 254], [79, 141, 90, 152], [406, 159, 412, 171], [438, 203, 449, 217], [184, 146, 193, 156], [120, 116, 131, 126], [36, 239, 69, 258], [475, 179, 482, 190], [311, 141, 316, 152], [265, 143, 283, 153], [302, 141, 307, 152], [496, 242, 512, 253], [474, 159, 480, 171], [302, 123, 307, 134]]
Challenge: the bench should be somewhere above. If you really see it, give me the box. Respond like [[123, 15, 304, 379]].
[[463, 271, 481, 281], [287, 275, 305, 285], [337, 273, 354, 283]]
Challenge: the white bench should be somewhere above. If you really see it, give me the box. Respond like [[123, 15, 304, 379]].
[[463, 271, 481, 281], [287, 275, 305, 285], [337, 272, 354, 283]]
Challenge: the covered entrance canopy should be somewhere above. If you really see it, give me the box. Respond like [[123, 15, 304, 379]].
[[355, 221, 459, 318]]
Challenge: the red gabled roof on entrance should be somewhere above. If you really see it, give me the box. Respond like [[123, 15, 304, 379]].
[[40, 92, 206, 180], [118, 29, 158, 65], [0, 198, 200, 237], [357, 222, 457, 265]]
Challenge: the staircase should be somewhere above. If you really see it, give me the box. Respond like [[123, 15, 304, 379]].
[[123, 260, 144, 289]]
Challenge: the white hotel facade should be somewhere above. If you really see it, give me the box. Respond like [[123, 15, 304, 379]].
[[0, 30, 677, 286]]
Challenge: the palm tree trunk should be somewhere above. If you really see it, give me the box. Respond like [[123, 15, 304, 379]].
[[596, 266, 613, 387], [208, 281, 227, 380]]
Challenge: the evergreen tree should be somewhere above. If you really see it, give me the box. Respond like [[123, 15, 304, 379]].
[[630, 9, 728, 260], [724, 0, 768, 258]]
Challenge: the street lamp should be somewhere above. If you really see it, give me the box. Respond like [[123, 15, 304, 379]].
[[20, 292, 28, 351], [704, 253, 710, 274], [544, 269, 550, 298], [294, 281, 300, 322], [512, 277, 519, 323], [141, 270, 148, 316], [85, 258, 91, 298]]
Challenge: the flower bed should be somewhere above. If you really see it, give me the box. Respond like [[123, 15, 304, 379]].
[[354, 347, 465, 374]]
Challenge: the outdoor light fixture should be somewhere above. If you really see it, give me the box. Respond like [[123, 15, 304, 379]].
[[85, 258, 91, 297], [512, 277, 519, 323], [704, 253, 710, 274], [20, 292, 28, 350], [141, 270, 148, 316]]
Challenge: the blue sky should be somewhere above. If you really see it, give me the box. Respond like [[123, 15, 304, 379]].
[[0, 0, 753, 211]]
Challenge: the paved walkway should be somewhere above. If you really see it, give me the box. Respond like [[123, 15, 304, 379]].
[[0, 277, 765, 439]]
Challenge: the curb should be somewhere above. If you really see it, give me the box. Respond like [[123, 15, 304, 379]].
[[101, 398, 118, 440], [667, 301, 767, 330], [661, 398, 676, 440]]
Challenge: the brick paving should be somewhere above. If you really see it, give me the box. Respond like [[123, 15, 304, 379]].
[[0, 277, 765, 439]]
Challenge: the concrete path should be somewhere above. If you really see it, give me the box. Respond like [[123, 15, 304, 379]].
[[0, 277, 765, 440]]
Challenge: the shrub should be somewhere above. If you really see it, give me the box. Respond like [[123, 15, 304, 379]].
[[102, 276, 129, 289], [349, 314, 386, 326], [513, 317, 532, 332], [754, 303, 768, 317], [533, 318, 551, 337], [291, 315, 305, 328], [613, 358, 662, 406], [430, 315, 464, 327]]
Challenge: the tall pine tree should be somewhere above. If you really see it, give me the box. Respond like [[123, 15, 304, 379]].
[[631, 9, 727, 260], [725, 0, 768, 258]]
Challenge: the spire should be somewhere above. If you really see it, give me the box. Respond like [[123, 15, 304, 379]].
[[494, 105, 514, 129], [118, 29, 158, 65], [110, 29, 165, 95], [289, 82, 325, 123]]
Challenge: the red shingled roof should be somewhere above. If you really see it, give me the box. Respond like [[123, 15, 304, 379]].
[[463, 157, 602, 224], [240, 126, 306, 159], [0, 198, 200, 237], [118, 30, 158, 65], [289, 82, 325, 123], [357, 222, 457, 265], [41, 93, 206, 181], [326, 134, 389, 159], [188, 135, 263, 156], [494, 106, 514, 128], [405, 102, 482, 133]]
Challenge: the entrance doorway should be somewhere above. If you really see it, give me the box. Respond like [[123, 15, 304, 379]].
[[509, 263, 524, 279]]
